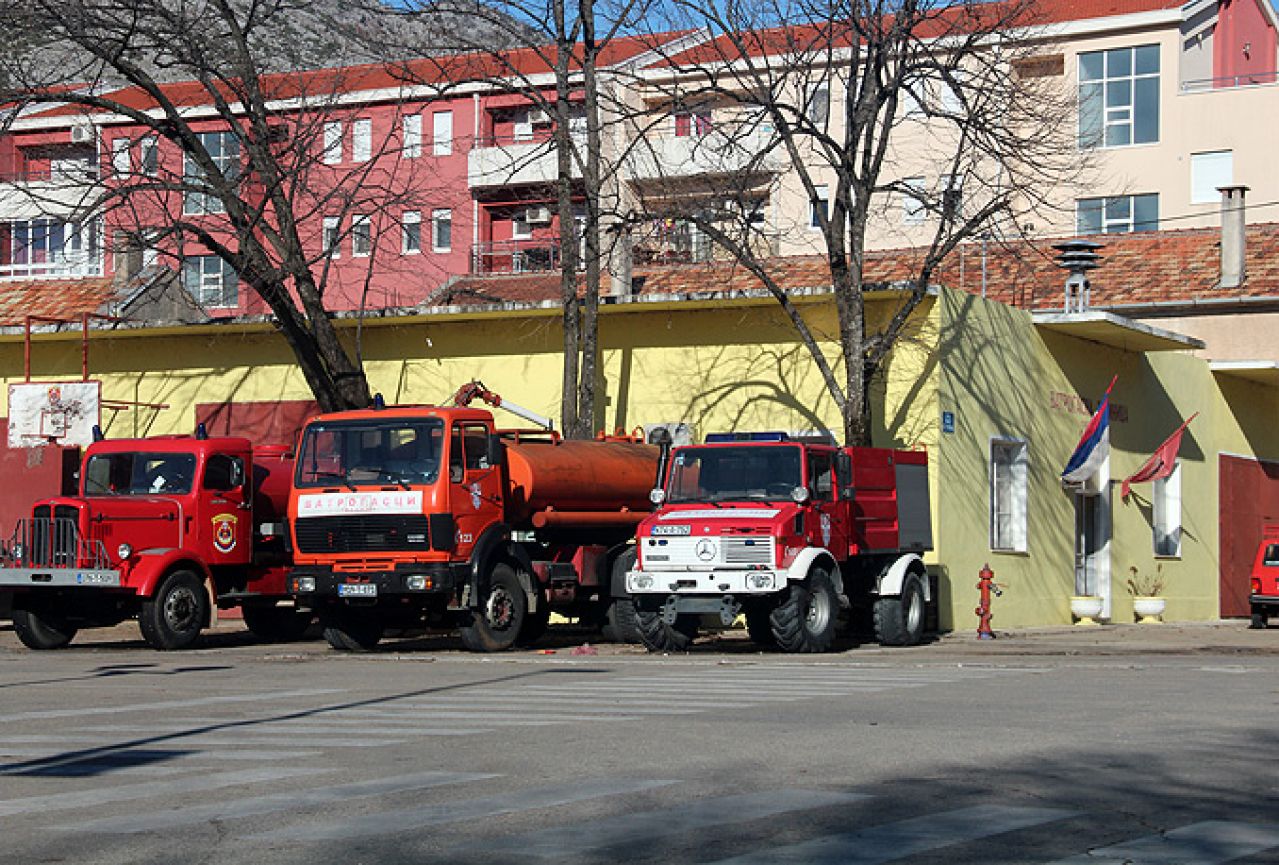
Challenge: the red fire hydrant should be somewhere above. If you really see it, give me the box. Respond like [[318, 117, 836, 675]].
[[975, 563, 1003, 640]]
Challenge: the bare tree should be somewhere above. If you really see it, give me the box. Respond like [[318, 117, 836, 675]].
[[631, 0, 1081, 444], [0, 0, 453, 411]]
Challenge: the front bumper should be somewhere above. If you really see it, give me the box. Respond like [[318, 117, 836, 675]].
[[290, 563, 465, 601], [626, 568, 781, 596], [0, 567, 122, 590], [1251, 594, 1279, 606]]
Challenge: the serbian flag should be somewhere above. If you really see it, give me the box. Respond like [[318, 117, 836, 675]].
[[1062, 377, 1116, 484], [1120, 412, 1198, 499]]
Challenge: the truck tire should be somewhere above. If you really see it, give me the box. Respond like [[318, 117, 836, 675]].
[[635, 608, 699, 652], [602, 597, 642, 644], [243, 605, 313, 643], [770, 569, 838, 653], [322, 610, 384, 651], [744, 602, 778, 648], [12, 607, 77, 650], [459, 563, 527, 652], [874, 572, 927, 646], [139, 570, 209, 651]]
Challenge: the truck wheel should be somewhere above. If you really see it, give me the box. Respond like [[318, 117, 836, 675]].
[[874, 572, 927, 646], [602, 596, 642, 644], [243, 605, 314, 643], [459, 564, 527, 652], [770, 570, 838, 653], [139, 570, 209, 651], [745, 602, 778, 648], [12, 607, 77, 650], [322, 610, 384, 651], [635, 608, 699, 652]]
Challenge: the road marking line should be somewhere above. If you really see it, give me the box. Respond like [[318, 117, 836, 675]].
[[250, 777, 680, 843], [707, 804, 1078, 864], [58, 770, 497, 834], [0, 766, 328, 817], [0, 688, 342, 723], [1, 735, 454, 747], [339, 702, 718, 714], [478, 789, 869, 857], [1046, 820, 1279, 863], [0, 748, 320, 767]]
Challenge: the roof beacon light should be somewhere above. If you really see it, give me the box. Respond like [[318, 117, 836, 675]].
[[704, 432, 790, 443], [91, 424, 105, 442], [372, 393, 387, 410], [195, 422, 208, 440]]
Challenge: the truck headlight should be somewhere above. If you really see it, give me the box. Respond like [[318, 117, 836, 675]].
[[295, 576, 317, 593], [748, 573, 776, 591], [629, 574, 654, 591], [117, 543, 133, 560], [405, 574, 431, 591]]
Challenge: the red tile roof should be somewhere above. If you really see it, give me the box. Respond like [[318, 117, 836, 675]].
[[0, 277, 115, 326]]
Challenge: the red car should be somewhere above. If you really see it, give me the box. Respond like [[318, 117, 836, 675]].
[[1249, 525, 1279, 628]]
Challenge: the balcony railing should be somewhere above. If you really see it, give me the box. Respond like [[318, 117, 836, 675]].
[[1181, 71, 1278, 92], [472, 238, 581, 275], [0, 254, 104, 280]]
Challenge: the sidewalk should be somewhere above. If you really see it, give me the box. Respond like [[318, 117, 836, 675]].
[[925, 619, 1279, 657]]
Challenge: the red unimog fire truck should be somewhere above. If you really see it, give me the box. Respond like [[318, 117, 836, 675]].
[[1248, 524, 1279, 628], [286, 384, 657, 652], [625, 432, 933, 653], [0, 431, 304, 650]]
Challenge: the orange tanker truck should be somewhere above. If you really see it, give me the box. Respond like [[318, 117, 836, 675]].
[[286, 383, 658, 652]]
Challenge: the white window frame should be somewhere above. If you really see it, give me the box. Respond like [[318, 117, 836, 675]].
[[351, 213, 371, 257], [990, 437, 1029, 553], [322, 121, 343, 165], [182, 254, 237, 308], [402, 210, 421, 255], [402, 114, 422, 158], [111, 137, 131, 176], [432, 208, 452, 252], [1152, 462, 1182, 558], [352, 119, 372, 163], [902, 176, 927, 225], [322, 216, 341, 259], [432, 111, 454, 156], [1076, 193, 1159, 234], [1078, 44, 1160, 149], [1190, 150, 1233, 205], [511, 210, 533, 240], [182, 131, 239, 215]]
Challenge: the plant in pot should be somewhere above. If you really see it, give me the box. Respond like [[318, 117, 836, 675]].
[[1069, 593, 1104, 626], [1126, 564, 1166, 623]]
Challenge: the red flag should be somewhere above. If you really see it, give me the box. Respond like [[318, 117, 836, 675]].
[[1121, 412, 1198, 499]]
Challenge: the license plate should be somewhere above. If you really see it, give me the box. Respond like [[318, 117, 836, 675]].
[[652, 524, 691, 536], [338, 583, 377, 597]]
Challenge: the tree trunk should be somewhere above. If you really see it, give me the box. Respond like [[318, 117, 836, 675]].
[[575, 0, 601, 440]]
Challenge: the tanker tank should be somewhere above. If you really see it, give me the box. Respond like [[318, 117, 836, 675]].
[[502, 437, 658, 529]]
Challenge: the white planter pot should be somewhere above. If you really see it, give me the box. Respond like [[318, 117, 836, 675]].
[[1132, 596, 1166, 624], [1070, 595, 1104, 626]]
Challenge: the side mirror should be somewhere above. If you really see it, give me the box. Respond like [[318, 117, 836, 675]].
[[229, 460, 245, 489], [486, 434, 506, 469]]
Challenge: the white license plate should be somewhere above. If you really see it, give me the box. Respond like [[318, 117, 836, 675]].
[[338, 583, 377, 597]]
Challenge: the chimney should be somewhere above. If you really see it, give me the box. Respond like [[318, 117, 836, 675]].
[[1219, 184, 1248, 289]]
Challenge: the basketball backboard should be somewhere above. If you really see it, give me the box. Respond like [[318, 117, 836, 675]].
[[8, 381, 102, 448]]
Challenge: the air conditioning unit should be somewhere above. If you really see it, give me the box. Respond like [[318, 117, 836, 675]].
[[69, 124, 95, 145], [524, 206, 552, 225], [527, 108, 551, 125]]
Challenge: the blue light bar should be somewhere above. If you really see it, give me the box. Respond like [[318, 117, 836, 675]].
[[704, 431, 790, 443]]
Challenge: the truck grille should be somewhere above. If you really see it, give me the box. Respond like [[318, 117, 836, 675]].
[[721, 538, 774, 565], [645, 536, 775, 569], [294, 515, 431, 554]]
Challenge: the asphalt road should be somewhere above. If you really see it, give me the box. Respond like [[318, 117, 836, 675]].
[[3, 622, 1279, 865]]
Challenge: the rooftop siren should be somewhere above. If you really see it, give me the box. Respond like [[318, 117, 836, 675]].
[[1052, 239, 1104, 313]]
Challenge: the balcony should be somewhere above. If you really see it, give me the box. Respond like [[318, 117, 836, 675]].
[[0, 218, 104, 280], [471, 238, 577, 275], [1180, 71, 1278, 92], [468, 130, 584, 189], [0, 164, 100, 219], [626, 130, 785, 184], [0, 253, 104, 280]]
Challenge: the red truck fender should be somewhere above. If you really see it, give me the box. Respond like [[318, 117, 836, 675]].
[[874, 554, 929, 601], [785, 547, 842, 596], [130, 550, 213, 599]]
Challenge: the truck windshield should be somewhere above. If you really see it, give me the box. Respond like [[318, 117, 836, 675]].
[[296, 419, 445, 488], [666, 445, 802, 503], [84, 452, 198, 495]]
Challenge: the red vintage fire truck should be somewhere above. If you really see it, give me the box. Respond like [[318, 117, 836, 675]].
[[0, 432, 304, 650], [286, 384, 657, 652], [1248, 524, 1279, 628], [626, 432, 933, 652]]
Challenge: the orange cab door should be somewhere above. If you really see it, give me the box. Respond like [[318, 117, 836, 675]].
[[448, 422, 505, 558], [200, 452, 253, 566]]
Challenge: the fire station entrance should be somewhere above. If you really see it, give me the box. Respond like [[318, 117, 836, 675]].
[[1074, 488, 1112, 618], [1219, 454, 1279, 617]]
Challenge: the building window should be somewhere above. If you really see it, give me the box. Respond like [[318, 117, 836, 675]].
[[351, 214, 371, 257], [990, 438, 1028, 553], [322, 216, 341, 258], [111, 138, 131, 176], [902, 176, 927, 225], [0, 218, 101, 278], [352, 119, 372, 163], [810, 184, 829, 229], [139, 136, 158, 176], [806, 84, 830, 124], [181, 254, 237, 308], [403, 114, 422, 158], [1076, 193, 1158, 234], [512, 209, 533, 240], [1153, 463, 1182, 557], [322, 121, 343, 165], [1190, 150, 1233, 204], [1078, 44, 1159, 148], [182, 131, 239, 215], [674, 109, 712, 137], [402, 211, 421, 254], [432, 111, 453, 156], [432, 208, 452, 252]]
